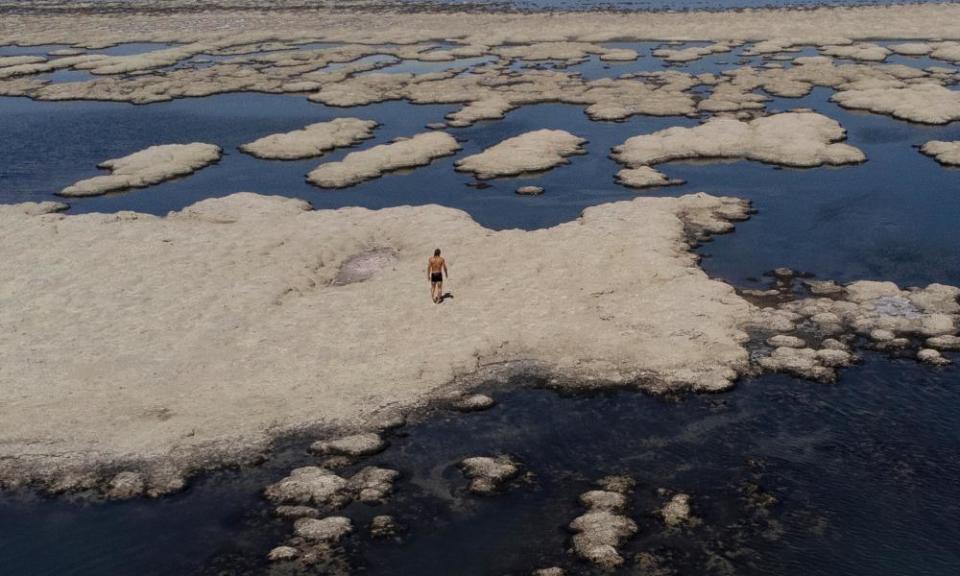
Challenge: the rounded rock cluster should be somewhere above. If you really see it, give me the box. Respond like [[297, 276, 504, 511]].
[[451, 393, 497, 412], [568, 476, 638, 569], [459, 455, 521, 495], [748, 280, 958, 380]]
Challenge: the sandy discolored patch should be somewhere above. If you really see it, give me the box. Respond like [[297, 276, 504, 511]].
[[59, 142, 222, 197], [455, 129, 586, 179], [307, 131, 461, 188], [331, 248, 398, 286], [239, 118, 378, 160]]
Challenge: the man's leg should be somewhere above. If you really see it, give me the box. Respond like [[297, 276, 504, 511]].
[[437, 281, 443, 302], [431, 281, 438, 303]]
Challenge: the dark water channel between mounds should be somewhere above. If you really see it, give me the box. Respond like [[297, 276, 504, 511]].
[[2, 360, 959, 575]]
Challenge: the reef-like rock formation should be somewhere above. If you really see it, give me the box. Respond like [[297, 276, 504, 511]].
[[821, 43, 891, 62], [616, 166, 684, 190], [59, 143, 221, 197], [612, 112, 865, 170], [239, 118, 377, 160], [307, 131, 460, 188], [451, 394, 497, 412], [920, 140, 960, 166], [369, 515, 400, 538], [0, 191, 755, 493], [831, 83, 960, 125], [660, 493, 694, 527], [569, 476, 637, 569], [746, 280, 959, 382], [310, 433, 387, 457], [265, 467, 352, 508], [516, 185, 545, 196], [460, 455, 520, 494], [293, 516, 353, 542], [455, 129, 586, 179], [653, 41, 736, 63], [348, 466, 400, 504]]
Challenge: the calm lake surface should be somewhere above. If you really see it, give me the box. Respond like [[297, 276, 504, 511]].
[[2, 360, 959, 575], [1, 38, 959, 575]]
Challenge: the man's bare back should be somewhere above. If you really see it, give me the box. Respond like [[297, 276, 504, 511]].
[[427, 249, 448, 303]]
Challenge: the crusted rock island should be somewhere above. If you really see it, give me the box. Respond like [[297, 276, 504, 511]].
[[920, 140, 960, 166], [59, 143, 222, 197], [239, 118, 378, 160], [307, 131, 461, 188], [455, 129, 587, 179], [612, 112, 865, 171], [0, 192, 753, 494]]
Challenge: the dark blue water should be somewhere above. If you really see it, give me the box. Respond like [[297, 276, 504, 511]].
[[2, 358, 959, 575], [2, 80, 959, 287]]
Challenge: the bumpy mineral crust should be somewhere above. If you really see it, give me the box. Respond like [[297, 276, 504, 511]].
[[4, 4, 960, 48], [612, 112, 865, 169], [59, 143, 222, 197], [920, 140, 960, 166], [307, 132, 461, 188], [616, 166, 684, 189], [455, 129, 586, 179], [830, 84, 960, 125], [239, 118, 378, 160], [0, 192, 754, 493]]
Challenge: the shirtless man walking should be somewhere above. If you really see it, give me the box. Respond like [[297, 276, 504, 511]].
[[427, 248, 448, 303]]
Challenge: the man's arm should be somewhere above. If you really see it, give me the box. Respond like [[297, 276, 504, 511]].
[[427, 261, 432, 280], [443, 259, 448, 278]]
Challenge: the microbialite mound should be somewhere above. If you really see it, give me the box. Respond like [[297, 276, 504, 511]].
[[0, 191, 754, 496]]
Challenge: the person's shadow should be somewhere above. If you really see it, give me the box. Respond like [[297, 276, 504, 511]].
[[438, 292, 454, 303]]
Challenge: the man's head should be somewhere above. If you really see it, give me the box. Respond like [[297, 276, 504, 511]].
[[434, 248, 441, 257]]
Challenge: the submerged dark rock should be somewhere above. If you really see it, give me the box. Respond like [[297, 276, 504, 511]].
[[516, 185, 545, 196], [369, 515, 400, 538]]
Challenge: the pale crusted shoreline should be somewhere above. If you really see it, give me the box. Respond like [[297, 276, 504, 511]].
[[3, 4, 960, 47], [0, 192, 754, 495]]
